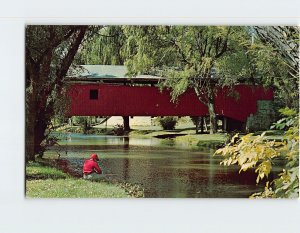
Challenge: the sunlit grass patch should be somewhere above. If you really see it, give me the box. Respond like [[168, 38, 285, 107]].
[[26, 179, 131, 198], [26, 162, 70, 180], [174, 133, 227, 149]]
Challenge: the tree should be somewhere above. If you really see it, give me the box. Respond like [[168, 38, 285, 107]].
[[254, 26, 299, 110], [214, 26, 299, 198], [75, 26, 126, 65], [122, 26, 233, 134], [215, 26, 299, 110], [26, 25, 90, 162], [254, 26, 299, 77]]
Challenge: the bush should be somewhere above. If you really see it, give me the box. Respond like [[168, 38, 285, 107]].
[[158, 117, 178, 130], [215, 107, 299, 198], [112, 124, 125, 135], [72, 116, 86, 125]]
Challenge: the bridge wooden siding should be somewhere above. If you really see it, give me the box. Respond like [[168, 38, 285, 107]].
[[67, 84, 273, 123]]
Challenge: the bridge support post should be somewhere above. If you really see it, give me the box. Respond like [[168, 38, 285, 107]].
[[123, 116, 130, 131], [200, 117, 204, 133], [223, 117, 227, 132], [195, 117, 199, 134]]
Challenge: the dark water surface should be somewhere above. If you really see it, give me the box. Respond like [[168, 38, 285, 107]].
[[48, 134, 267, 198]]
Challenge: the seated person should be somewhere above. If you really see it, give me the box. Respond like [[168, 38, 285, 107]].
[[83, 153, 104, 180]]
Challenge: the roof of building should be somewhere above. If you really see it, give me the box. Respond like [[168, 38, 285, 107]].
[[70, 65, 128, 78], [66, 65, 165, 84]]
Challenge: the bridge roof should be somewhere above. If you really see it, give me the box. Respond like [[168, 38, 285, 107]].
[[70, 65, 127, 78], [66, 65, 165, 84]]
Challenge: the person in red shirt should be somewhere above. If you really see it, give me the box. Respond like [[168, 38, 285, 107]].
[[83, 153, 103, 180]]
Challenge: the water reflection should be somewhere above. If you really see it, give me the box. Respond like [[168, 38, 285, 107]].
[[123, 137, 129, 149]]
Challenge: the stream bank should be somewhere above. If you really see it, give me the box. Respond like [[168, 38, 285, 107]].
[[26, 160, 144, 198]]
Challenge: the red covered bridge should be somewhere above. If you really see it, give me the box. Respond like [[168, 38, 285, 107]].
[[66, 65, 273, 131], [67, 83, 272, 120]]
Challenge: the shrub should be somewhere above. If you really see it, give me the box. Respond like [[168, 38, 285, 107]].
[[112, 124, 125, 135], [158, 117, 178, 130], [215, 108, 299, 198], [72, 116, 86, 125]]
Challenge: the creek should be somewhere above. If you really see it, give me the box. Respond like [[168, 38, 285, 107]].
[[47, 133, 266, 198]]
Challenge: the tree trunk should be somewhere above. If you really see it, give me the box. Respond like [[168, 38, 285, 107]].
[[204, 117, 208, 132], [195, 117, 199, 134], [123, 116, 130, 131], [200, 116, 204, 133], [223, 117, 227, 131], [25, 98, 49, 161], [25, 80, 38, 162], [208, 100, 217, 134], [25, 109, 36, 162], [68, 117, 73, 126], [193, 85, 217, 134], [25, 26, 88, 162]]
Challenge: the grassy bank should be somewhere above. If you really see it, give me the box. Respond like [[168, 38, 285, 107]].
[[53, 123, 284, 150], [130, 128, 227, 149], [26, 162, 130, 198], [54, 125, 115, 135]]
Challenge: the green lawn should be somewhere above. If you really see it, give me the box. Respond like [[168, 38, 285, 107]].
[[26, 179, 130, 198], [26, 162, 130, 198], [129, 127, 227, 146], [26, 162, 70, 180]]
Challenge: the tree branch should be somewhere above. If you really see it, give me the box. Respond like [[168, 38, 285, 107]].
[[56, 26, 88, 85]]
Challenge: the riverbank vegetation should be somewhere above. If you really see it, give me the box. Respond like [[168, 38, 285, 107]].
[[53, 121, 228, 149], [215, 108, 298, 198], [52, 116, 286, 151], [158, 116, 178, 130], [26, 162, 132, 198]]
